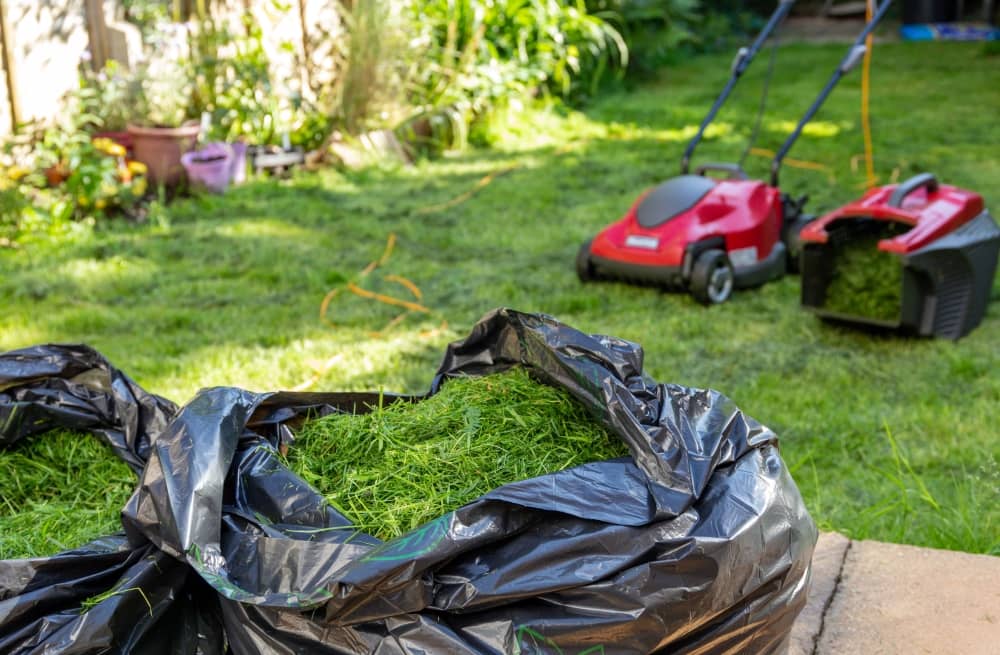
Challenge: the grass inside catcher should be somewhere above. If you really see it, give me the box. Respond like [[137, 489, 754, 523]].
[[0, 430, 136, 560], [286, 367, 627, 541], [823, 221, 909, 322]]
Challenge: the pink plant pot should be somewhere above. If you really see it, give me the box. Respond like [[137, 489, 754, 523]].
[[181, 143, 235, 194]]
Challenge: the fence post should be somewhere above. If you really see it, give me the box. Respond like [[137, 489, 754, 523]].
[[83, 0, 110, 71], [0, 0, 20, 131], [298, 0, 313, 91]]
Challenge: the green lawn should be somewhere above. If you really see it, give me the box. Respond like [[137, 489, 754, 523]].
[[2, 42, 998, 554]]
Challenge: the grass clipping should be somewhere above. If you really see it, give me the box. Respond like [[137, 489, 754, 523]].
[[287, 367, 627, 541], [0, 431, 135, 560], [823, 223, 908, 322]]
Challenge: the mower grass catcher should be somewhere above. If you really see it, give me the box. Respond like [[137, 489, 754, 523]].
[[0, 309, 817, 654], [800, 173, 1000, 339]]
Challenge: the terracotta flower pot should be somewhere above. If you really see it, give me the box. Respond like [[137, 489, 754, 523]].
[[44, 162, 70, 187], [127, 122, 201, 187]]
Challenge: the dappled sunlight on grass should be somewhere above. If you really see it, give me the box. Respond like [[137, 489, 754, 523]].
[[213, 218, 317, 240], [145, 321, 453, 402], [54, 255, 159, 298], [766, 119, 851, 137], [656, 121, 734, 142], [0, 323, 57, 352]]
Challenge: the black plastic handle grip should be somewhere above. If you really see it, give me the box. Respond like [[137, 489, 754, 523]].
[[695, 163, 749, 180], [888, 173, 939, 208]]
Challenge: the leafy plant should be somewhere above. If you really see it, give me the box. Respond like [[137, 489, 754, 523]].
[[190, 15, 276, 143], [330, 0, 415, 136], [184, 13, 332, 150], [418, 0, 628, 101], [395, 0, 628, 155], [121, 0, 171, 41], [586, 0, 760, 77], [119, 22, 199, 128], [73, 61, 142, 133], [129, 57, 195, 127]]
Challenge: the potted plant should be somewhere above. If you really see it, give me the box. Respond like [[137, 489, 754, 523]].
[[181, 141, 247, 193], [75, 61, 138, 154], [126, 59, 200, 187]]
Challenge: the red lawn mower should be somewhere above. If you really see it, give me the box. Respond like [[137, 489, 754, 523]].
[[576, 0, 892, 304]]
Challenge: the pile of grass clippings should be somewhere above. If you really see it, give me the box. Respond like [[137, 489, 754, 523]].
[[287, 367, 627, 540], [0, 431, 135, 560], [823, 225, 907, 322]]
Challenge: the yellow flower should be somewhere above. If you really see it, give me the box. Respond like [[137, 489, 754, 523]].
[[131, 178, 147, 197], [78, 195, 89, 207], [93, 137, 126, 157], [95, 198, 107, 210], [6, 165, 29, 181], [100, 182, 118, 196], [127, 160, 147, 176]]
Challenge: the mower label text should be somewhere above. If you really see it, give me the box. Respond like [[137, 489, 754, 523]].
[[625, 235, 659, 250]]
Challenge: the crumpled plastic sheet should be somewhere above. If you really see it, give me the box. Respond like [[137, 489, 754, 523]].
[[0, 308, 817, 654]]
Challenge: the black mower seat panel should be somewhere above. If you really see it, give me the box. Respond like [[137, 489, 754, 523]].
[[636, 175, 717, 229]]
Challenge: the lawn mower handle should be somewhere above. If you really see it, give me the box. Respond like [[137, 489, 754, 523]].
[[769, 0, 893, 187], [680, 0, 796, 175], [888, 173, 939, 207]]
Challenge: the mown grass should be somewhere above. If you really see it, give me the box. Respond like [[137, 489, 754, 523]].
[[821, 222, 908, 322], [0, 431, 135, 559], [287, 367, 624, 540], [1, 42, 998, 555]]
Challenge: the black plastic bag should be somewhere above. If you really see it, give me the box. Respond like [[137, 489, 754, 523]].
[[0, 309, 817, 654]]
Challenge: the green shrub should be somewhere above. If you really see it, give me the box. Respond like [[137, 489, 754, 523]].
[[187, 13, 333, 149], [394, 0, 627, 154], [586, 0, 762, 77]]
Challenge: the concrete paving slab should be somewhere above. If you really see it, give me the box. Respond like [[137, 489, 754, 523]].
[[815, 539, 1000, 654], [787, 532, 851, 655]]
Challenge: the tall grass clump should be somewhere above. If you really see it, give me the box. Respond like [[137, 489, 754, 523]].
[[286, 367, 627, 540], [0, 431, 135, 560], [335, 0, 413, 134], [851, 426, 1000, 555]]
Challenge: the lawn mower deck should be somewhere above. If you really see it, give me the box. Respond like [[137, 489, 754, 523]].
[[800, 173, 1000, 339]]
